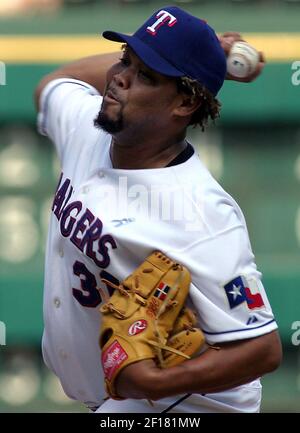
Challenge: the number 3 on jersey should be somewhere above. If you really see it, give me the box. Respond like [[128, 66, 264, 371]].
[[72, 261, 116, 308], [73, 261, 101, 307]]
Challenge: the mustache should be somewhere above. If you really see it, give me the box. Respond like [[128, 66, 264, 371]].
[[105, 86, 122, 104]]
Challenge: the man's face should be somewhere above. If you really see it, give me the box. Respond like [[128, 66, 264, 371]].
[[94, 47, 181, 138]]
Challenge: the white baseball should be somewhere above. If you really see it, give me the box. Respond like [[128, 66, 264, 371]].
[[227, 41, 260, 78]]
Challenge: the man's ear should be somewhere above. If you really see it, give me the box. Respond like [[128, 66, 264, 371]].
[[173, 94, 202, 118]]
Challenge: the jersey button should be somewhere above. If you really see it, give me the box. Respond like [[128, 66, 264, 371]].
[[58, 248, 64, 257], [82, 186, 90, 194], [53, 297, 61, 308], [98, 171, 105, 178]]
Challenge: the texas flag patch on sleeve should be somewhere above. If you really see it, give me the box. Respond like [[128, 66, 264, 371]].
[[224, 276, 265, 311]]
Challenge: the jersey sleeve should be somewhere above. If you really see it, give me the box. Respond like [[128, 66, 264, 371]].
[[37, 78, 101, 162], [184, 225, 278, 344]]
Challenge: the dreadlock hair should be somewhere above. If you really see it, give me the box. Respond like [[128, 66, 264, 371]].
[[176, 76, 221, 132]]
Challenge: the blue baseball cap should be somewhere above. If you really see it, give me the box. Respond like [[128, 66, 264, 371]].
[[102, 6, 226, 96]]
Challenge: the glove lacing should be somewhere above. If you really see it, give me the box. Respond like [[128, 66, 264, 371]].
[[100, 264, 191, 364]]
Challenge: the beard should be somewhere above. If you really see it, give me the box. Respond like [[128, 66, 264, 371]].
[[94, 106, 124, 134]]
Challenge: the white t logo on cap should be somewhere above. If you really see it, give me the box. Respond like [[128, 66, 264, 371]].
[[147, 10, 177, 36]]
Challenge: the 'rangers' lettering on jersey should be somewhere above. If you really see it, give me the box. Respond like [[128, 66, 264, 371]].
[[52, 173, 117, 268]]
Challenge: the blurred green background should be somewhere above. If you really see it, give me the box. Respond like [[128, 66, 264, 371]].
[[0, 0, 300, 413]]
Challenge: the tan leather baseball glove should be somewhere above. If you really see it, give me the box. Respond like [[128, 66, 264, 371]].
[[99, 251, 205, 399]]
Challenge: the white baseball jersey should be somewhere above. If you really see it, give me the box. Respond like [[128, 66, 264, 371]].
[[38, 78, 278, 413]]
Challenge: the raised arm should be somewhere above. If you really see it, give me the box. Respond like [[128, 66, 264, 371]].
[[34, 33, 265, 111], [34, 51, 120, 110], [219, 32, 265, 83]]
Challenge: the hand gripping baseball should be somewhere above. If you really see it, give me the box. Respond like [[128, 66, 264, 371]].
[[99, 251, 205, 399]]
